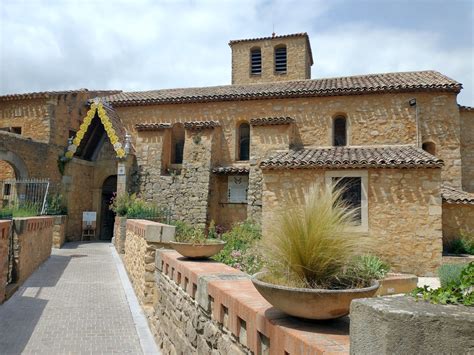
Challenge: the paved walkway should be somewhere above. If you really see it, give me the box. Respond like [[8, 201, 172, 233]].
[[0, 242, 159, 354]]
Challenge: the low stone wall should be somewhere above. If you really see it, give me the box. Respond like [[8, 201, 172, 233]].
[[113, 216, 127, 254], [0, 220, 11, 303], [442, 203, 474, 245], [150, 249, 349, 354], [350, 296, 474, 354], [52, 215, 67, 248], [12, 216, 54, 285], [123, 219, 175, 312]]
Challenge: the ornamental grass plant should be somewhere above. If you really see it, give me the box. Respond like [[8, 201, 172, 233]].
[[261, 184, 377, 290]]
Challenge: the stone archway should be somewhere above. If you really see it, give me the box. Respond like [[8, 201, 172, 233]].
[[0, 150, 28, 180]]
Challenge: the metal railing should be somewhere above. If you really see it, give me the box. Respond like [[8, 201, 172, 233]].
[[0, 178, 50, 216]]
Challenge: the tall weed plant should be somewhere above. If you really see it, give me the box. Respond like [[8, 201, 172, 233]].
[[262, 184, 373, 289]]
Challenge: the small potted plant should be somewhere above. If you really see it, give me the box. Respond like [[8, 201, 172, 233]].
[[252, 185, 381, 320], [170, 221, 226, 259]]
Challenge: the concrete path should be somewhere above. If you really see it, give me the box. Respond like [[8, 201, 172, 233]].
[[0, 242, 159, 355]]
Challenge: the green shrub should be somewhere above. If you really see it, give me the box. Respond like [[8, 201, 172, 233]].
[[45, 193, 68, 215], [213, 220, 263, 274], [412, 262, 473, 306], [110, 193, 163, 220], [446, 232, 474, 255], [438, 264, 465, 288], [0, 203, 40, 218], [343, 255, 390, 284], [172, 221, 208, 244], [261, 184, 372, 289]]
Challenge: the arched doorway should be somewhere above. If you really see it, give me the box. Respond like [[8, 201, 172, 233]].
[[100, 175, 117, 240]]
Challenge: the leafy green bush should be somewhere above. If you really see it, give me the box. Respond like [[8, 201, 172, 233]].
[[172, 221, 209, 244], [343, 255, 390, 284], [446, 232, 474, 255], [261, 184, 373, 289], [45, 193, 68, 215], [411, 262, 473, 306], [213, 220, 263, 274], [438, 264, 466, 288], [110, 193, 162, 220]]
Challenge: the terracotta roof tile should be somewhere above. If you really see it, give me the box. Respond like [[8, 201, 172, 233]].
[[250, 117, 294, 126], [212, 166, 250, 174], [260, 145, 444, 170], [135, 123, 172, 131], [459, 105, 474, 112], [0, 89, 120, 102], [103, 71, 461, 107], [442, 185, 474, 205], [184, 121, 220, 130]]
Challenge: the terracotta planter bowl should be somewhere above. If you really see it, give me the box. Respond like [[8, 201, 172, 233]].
[[251, 271, 380, 320], [169, 240, 226, 259]]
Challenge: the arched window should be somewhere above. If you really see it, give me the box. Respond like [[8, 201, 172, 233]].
[[422, 141, 436, 156], [274, 45, 287, 73], [238, 123, 250, 161], [250, 48, 262, 75], [333, 116, 347, 146], [171, 123, 185, 164]]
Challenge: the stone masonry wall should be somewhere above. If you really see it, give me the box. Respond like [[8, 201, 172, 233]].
[[0, 160, 15, 180], [51, 215, 67, 248], [262, 168, 443, 276], [0, 220, 11, 303], [12, 216, 53, 285], [136, 128, 213, 228], [113, 216, 127, 253], [0, 97, 51, 143], [148, 249, 350, 354], [442, 203, 474, 246], [460, 109, 474, 192], [230, 35, 311, 85]]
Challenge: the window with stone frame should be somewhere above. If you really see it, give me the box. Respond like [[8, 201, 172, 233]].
[[171, 123, 185, 164], [238, 122, 250, 161], [325, 171, 368, 231], [333, 116, 347, 146]]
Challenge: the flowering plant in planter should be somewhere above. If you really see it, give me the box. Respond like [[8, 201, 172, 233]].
[[170, 221, 226, 259], [252, 184, 382, 319]]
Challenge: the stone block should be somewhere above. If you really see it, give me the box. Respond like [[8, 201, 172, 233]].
[[144, 224, 162, 243], [350, 296, 474, 354]]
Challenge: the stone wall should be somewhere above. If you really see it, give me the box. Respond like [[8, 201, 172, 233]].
[[51, 215, 67, 248], [442, 203, 474, 246], [350, 296, 474, 354], [460, 109, 474, 192], [262, 168, 443, 276], [123, 219, 175, 312], [136, 128, 213, 228], [148, 249, 350, 354], [0, 160, 15, 180], [113, 216, 127, 253], [230, 35, 311, 85], [12, 216, 53, 285], [116, 91, 462, 229], [0, 220, 11, 303]]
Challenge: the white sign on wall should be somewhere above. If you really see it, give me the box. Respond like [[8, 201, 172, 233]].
[[227, 175, 248, 203]]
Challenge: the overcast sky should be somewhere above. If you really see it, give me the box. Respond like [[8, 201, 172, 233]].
[[0, 0, 473, 105]]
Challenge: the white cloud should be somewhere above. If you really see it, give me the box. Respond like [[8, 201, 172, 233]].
[[0, 0, 472, 105]]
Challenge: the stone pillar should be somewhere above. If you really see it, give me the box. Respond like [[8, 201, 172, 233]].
[[117, 161, 127, 195]]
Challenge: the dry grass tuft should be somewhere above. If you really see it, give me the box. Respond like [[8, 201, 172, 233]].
[[262, 184, 373, 289]]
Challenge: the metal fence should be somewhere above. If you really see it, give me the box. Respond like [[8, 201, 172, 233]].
[[0, 178, 50, 216]]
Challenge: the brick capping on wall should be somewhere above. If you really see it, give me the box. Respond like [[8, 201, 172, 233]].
[[154, 248, 350, 354]]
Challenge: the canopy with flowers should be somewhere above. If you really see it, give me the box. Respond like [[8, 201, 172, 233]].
[[65, 98, 127, 159]]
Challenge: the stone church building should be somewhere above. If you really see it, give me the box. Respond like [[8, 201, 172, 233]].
[[1, 33, 473, 275]]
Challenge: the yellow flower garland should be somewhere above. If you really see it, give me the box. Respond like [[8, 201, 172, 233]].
[[66, 102, 126, 159]]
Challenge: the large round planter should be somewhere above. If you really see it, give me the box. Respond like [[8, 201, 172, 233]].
[[251, 271, 380, 320], [169, 240, 226, 259]]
